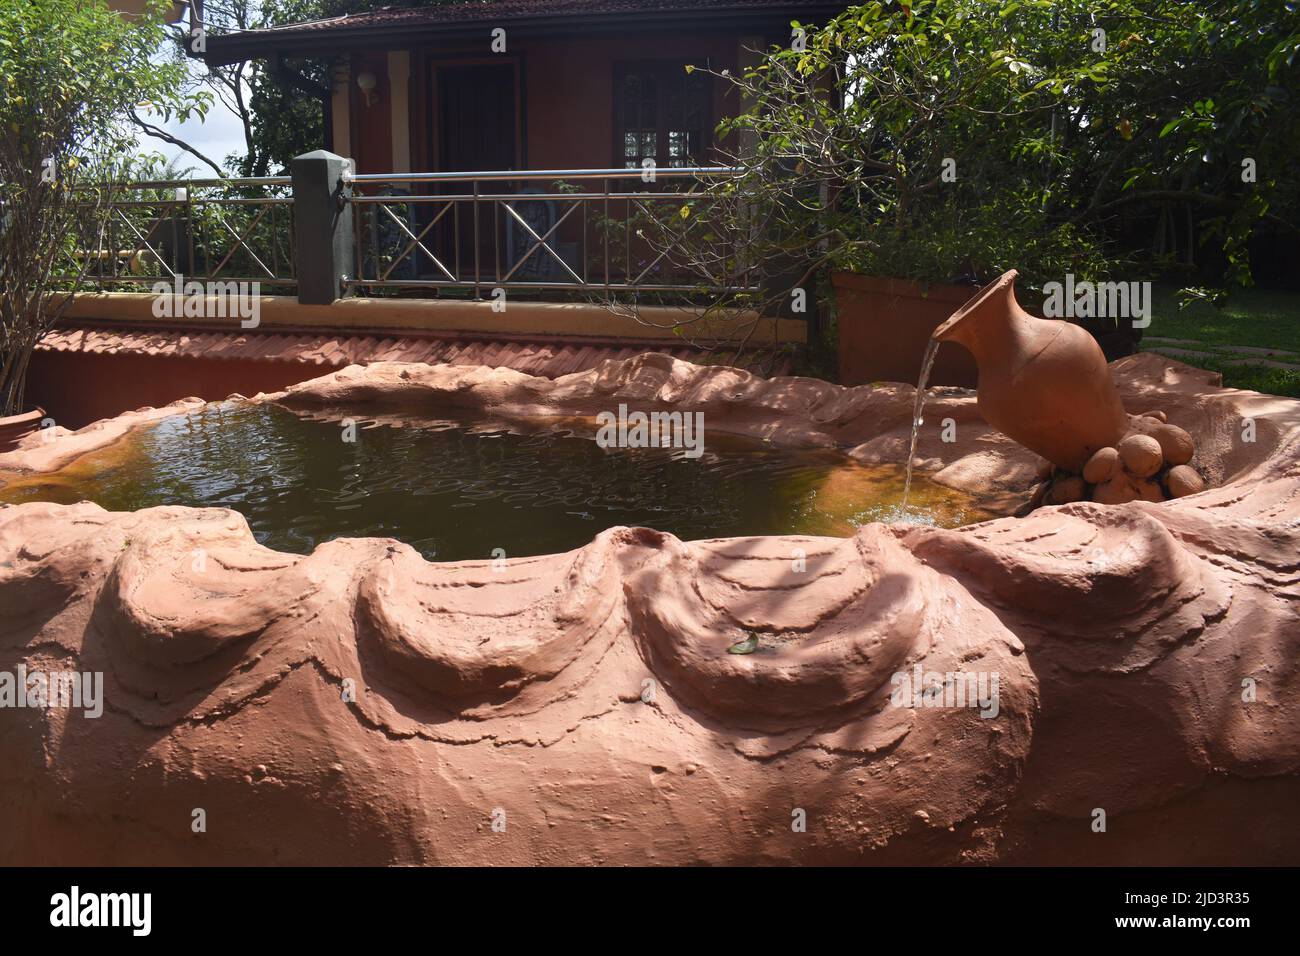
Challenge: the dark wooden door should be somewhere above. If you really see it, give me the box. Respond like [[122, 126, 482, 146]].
[[439, 64, 517, 172], [437, 64, 517, 285]]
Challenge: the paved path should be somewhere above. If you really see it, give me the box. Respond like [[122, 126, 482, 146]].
[[1144, 336, 1300, 371]]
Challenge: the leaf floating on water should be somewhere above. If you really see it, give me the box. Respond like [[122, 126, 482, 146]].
[[727, 633, 760, 655]]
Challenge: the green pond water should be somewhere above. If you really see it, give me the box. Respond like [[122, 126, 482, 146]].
[[0, 403, 992, 561]]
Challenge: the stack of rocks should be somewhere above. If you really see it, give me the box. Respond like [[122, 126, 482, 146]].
[[1037, 411, 1206, 507]]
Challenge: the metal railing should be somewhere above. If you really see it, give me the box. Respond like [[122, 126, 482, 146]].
[[346, 167, 755, 299], [56, 166, 757, 301], [55, 176, 296, 290]]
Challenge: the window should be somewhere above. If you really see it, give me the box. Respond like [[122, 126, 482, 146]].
[[615, 61, 712, 169]]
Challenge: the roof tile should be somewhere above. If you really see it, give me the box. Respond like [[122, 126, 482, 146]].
[[37, 324, 765, 379], [247, 0, 833, 34]]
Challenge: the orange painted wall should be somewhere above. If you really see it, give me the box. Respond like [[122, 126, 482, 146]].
[[521, 32, 745, 170], [350, 51, 394, 174], [344, 30, 769, 175]]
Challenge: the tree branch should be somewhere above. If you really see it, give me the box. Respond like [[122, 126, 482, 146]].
[[129, 110, 224, 177], [1090, 189, 1297, 232]]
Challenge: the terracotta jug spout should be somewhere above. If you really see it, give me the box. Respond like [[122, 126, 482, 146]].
[[931, 269, 1128, 473], [933, 271, 1018, 355]]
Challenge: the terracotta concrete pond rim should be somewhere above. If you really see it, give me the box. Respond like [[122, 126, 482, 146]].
[[1, 353, 1298, 865], [0, 406, 44, 453]]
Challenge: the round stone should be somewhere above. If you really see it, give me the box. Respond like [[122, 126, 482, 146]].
[[1153, 423, 1195, 466], [1166, 464, 1206, 498], [1131, 418, 1196, 466], [1082, 447, 1120, 484], [1046, 475, 1087, 505], [1118, 434, 1163, 478]]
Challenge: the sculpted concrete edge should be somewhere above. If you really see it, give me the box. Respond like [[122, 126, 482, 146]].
[[0, 351, 1296, 864]]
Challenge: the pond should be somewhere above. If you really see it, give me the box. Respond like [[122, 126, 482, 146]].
[[0, 403, 992, 561]]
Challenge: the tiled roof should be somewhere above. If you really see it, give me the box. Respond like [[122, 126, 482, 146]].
[[203, 0, 847, 63], [257, 0, 837, 33], [37, 325, 785, 379]]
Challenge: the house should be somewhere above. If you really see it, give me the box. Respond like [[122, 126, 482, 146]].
[[32, 2, 843, 429], [107, 0, 188, 22], [201, 0, 848, 176], [196, 0, 848, 309]]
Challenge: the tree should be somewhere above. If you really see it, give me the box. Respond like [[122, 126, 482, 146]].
[[175, 0, 327, 176], [598, 0, 1117, 366], [636, 0, 1298, 351], [1061, 0, 1299, 291], [0, 0, 199, 417]]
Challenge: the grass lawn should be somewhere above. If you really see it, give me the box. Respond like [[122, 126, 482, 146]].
[[1142, 286, 1300, 397]]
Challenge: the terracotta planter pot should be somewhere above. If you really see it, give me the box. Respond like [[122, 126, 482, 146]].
[[107, 1, 188, 23], [933, 270, 1128, 473], [0, 406, 46, 454], [833, 272, 979, 387]]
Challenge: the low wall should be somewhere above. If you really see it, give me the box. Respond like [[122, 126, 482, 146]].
[[27, 351, 319, 430], [57, 293, 808, 344], [33, 293, 800, 428]]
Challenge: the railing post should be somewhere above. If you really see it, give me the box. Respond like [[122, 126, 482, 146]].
[[291, 149, 354, 304], [163, 187, 191, 277]]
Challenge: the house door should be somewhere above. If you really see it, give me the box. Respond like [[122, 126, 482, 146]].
[[438, 64, 518, 172], [437, 64, 518, 285]]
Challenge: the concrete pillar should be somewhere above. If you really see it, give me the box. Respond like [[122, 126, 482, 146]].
[[388, 51, 411, 174], [163, 187, 191, 277], [330, 62, 351, 157], [291, 150, 354, 305]]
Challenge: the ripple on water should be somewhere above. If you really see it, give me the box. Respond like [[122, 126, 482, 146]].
[[0, 403, 993, 561]]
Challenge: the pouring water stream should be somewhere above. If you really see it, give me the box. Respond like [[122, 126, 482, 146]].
[[900, 338, 942, 515]]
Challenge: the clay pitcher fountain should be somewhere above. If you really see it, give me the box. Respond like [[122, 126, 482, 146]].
[[931, 269, 1128, 472]]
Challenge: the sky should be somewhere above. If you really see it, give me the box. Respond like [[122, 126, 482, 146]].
[[149, 95, 248, 175], [140, 13, 256, 175]]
